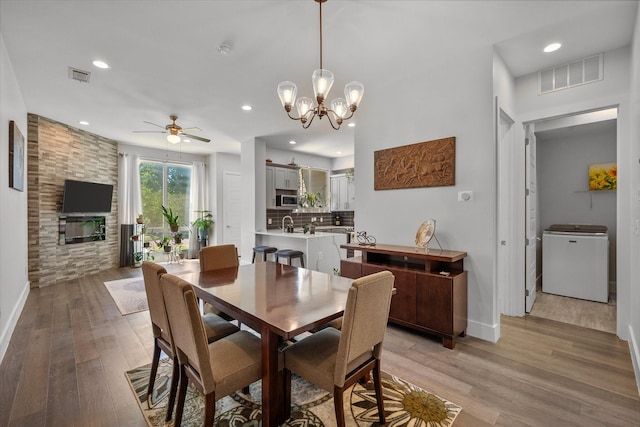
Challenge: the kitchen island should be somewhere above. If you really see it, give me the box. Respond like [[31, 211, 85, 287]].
[[255, 230, 347, 275]]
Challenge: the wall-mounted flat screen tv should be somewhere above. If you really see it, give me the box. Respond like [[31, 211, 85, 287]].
[[61, 179, 114, 213]]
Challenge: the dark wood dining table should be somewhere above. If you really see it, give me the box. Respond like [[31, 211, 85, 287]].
[[176, 261, 353, 427]]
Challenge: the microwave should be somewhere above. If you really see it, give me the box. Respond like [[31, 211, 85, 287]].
[[276, 194, 298, 207]]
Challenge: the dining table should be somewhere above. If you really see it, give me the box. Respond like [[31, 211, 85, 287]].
[[176, 261, 354, 426]]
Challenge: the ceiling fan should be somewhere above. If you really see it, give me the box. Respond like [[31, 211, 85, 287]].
[[133, 115, 211, 143]]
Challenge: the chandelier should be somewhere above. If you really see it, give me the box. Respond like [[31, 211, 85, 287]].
[[277, 0, 364, 130]]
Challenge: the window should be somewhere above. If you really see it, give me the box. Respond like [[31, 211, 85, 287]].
[[139, 161, 192, 247]]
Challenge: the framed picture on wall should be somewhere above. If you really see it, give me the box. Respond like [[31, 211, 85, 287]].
[[588, 162, 616, 191], [9, 120, 25, 192]]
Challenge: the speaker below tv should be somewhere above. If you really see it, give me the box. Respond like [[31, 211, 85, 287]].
[[61, 179, 113, 213]]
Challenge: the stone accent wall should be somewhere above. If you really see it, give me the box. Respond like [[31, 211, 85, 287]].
[[27, 114, 119, 287]]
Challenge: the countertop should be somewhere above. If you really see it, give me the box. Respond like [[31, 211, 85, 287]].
[[255, 229, 346, 239]]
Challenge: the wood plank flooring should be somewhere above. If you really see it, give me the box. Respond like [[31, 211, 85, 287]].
[[529, 290, 616, 333], [1, 264, 638, 426]]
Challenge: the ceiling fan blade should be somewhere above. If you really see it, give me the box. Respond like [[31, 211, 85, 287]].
[[181, 127, 202, 132], [133, 130, 167, 133], [181, 133, 211, 143], [143, 120, 166, 129]]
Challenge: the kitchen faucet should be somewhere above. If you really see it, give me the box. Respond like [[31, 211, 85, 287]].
[[282, 215, 294, 232]]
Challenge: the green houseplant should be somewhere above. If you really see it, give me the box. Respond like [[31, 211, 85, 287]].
[[192, 210, 214, 248], [161, 205, 180, 232]]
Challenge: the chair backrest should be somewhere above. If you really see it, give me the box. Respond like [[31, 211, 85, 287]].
[[141, 261, 169, 340], [334, 270, 394, 387], [199, 244, 239, 272], [160, 273, 214, 386]]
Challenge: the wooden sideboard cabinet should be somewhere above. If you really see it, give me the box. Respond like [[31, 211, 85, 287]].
[[340, 243, 467, 349]]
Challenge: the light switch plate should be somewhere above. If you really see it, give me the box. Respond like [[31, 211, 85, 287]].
[[458, 191, 473, 202]]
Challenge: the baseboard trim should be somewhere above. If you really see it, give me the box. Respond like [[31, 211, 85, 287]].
[[0, 282, 30, 364], [628, 324, 640, 397], [467, 318, 500, 343]]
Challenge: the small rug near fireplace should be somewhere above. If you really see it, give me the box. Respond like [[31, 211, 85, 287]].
[[126, 358, 461, 426], [104, 261, 200, 315]]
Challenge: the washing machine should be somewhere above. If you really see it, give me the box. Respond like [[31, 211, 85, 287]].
[[542, 224, 609, 303]]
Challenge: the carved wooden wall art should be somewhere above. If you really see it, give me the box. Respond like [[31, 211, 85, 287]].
[[374, 137, 455, 190]]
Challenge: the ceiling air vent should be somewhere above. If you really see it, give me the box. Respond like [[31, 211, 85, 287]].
[[538, 53, 602, 95], [68, 67, 91, 83]]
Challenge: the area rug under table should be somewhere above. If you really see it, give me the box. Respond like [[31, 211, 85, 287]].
[[126, 359, 461, 426]]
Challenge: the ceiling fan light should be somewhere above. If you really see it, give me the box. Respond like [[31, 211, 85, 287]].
[[344, 81, 364, 107], [277, 81, 298, 108], [167, 134, 181, 144], [312, 69, 334, 101], [296, 97, 315, 118]]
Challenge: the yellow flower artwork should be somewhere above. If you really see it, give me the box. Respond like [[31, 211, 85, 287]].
[[589, 163, 617, 191]]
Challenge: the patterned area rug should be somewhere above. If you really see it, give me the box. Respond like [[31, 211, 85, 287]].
[[126, 359, 461, 426], [104, 261, 200, 315]]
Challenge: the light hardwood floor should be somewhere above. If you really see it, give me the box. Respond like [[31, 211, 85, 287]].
[[1, 265, 638, 426]]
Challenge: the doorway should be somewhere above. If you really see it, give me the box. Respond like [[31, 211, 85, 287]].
[[524, 108, 618, 333]]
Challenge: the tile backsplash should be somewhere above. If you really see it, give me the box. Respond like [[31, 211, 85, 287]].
[[266, 210, 354, 229]]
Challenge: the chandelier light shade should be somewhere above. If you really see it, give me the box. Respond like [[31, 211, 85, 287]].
[[277, 0, 363, 130]]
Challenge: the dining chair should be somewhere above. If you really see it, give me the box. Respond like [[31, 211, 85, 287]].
[[141, 261, 239, 421], [199, 244, 239, 321], [160, 273, 262, 427], [282, 270, 395, 427]]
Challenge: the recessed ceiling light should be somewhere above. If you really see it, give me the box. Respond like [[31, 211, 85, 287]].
[[336, 151, 342, 155], [289, 140, 296, 145], [347, 122, 356, 128], [242, 105, 252, 111], [92, 60, 109, 69], [78, 120, 90, 126], [543, 43, 562, 53]]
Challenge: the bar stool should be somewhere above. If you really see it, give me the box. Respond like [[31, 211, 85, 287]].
[[275, 249, 305, 267], [252, 246, 278, 263]]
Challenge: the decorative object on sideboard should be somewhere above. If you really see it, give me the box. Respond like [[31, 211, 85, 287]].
[[8, 120, 25, 192], [374, 137, 455, 190], [276, 0, 364, 130], [356, 231, 376, 246], [415, 218, 442, 251]]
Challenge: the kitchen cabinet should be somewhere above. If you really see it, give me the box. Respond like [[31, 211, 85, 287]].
[[275, 167, 299, 190], [340, 243, 467, 349], [266, 166, 276, 208], [330, 174, 355, 211]]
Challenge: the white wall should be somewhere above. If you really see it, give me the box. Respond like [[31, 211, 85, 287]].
[[354, 47, 498, 342], [331, 155, 354, 172], [0, 33, 29, 362], [628, 5, 640, 394]]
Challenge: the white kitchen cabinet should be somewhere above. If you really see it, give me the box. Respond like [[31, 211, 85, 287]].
[[330, 174, 355, 211], [275, 167, 299, 190], [266, 166, 276, 208]]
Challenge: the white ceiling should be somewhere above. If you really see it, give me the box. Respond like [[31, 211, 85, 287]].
[[0, 1, 636, 158]]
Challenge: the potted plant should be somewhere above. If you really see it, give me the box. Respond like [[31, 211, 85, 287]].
[[161, 205, 180, 232], [159, 236, 171, 253], [133, 251, 143, 267], [130, 234, 140, 242], [174, 231, 183, 244], [136, 214, 144, 224], [192, 210, 214, 248]]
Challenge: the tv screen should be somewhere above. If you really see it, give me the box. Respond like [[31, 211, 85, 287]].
[[61, 179, 113, 213]]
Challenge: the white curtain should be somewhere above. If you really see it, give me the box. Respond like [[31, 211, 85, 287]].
[[118, 153, 142, 266], [189, 161, 208, 258]]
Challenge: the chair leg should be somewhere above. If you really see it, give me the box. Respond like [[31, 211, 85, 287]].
[[165, 356, 180, 421], [203, 391, 217, 427], [242, 385, 250, 394], [299, 256, 304, 268], [333, 385, 346, 427], [147, 339, 161, 407], [283, 368, 292, 422], [174, 364, 189, 427], [373, 361, 386, 424]]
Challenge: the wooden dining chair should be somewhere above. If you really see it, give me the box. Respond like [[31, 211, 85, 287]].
[[199, 244, 240, 321], [282, 270, 395, 427], [141, 261, 239, 421], [160, 273, 262, 427]]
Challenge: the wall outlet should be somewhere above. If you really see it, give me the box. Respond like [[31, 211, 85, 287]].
[[458, 191, 473, 202], [320, 217, 323, 223], [312, 217, 317, 222], [268, 218, 272, 225]]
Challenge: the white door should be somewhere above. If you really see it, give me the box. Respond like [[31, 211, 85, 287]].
[[525, 124, 537, 312], [223, 171, 242, 253], [497, 108, 514, 315]]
